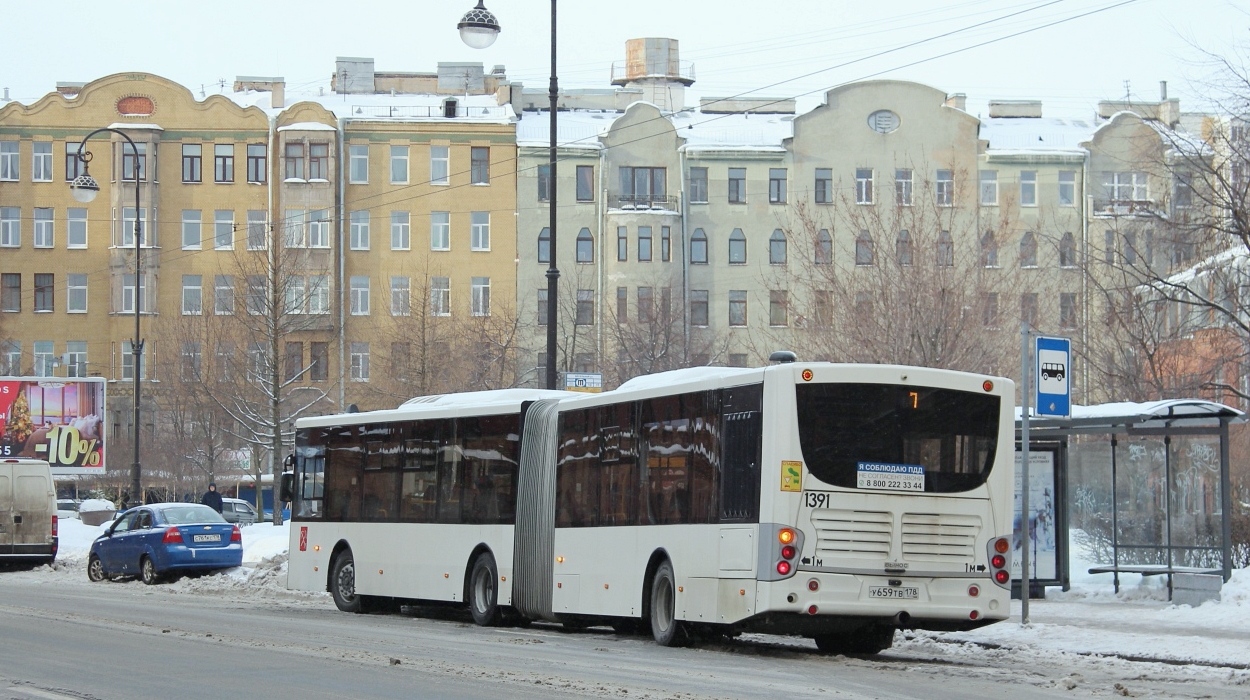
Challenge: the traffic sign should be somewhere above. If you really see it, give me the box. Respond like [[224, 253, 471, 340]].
[[1035, 336, 1070, 418], [564, 372, 602, 393]]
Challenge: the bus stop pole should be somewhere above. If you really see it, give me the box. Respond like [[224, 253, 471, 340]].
[[1020, 322, 1031, 625]]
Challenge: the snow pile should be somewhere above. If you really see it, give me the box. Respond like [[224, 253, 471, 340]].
[[78, 498, 115, 513]]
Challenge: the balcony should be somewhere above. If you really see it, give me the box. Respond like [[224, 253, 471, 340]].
[[1092, 199, 1159, 218], [609, 194, 678, 211]]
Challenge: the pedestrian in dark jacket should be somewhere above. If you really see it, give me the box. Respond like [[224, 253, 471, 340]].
[[201, 482, 223, 513]]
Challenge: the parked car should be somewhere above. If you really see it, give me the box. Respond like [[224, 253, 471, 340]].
[[0, 459, 57, 566], [56, 499, 80, 520], [220, 497, 258, 526], [86, 503, 242, 585]]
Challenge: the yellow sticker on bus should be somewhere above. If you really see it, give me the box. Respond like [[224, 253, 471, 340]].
[[780, 460, 803, 492]]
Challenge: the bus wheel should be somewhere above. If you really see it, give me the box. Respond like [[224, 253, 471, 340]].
[[331, 550, 363, 613], [468, 552, 501, 626], [649, 560, 688, 647]]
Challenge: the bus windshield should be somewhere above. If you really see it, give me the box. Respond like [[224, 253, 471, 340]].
[[795, 383, 999, 493]]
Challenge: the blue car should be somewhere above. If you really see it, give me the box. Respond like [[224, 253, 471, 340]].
[[87, 503, 243, 585]]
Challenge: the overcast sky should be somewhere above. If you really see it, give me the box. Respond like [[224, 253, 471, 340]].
[[2, 0, 1246, 119]]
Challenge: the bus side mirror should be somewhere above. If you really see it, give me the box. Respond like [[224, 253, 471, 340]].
[[279, 472, 294, 503]]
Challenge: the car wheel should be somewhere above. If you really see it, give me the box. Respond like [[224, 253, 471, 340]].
[[330, 550, 363, 613], [468, 552, 501, 627], [87, 555, 107, 583], [140, 556, 162, 586], [649, 560, 687, 647]]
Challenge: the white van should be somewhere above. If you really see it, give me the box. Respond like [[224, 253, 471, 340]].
[[0, 459, 58, 565]]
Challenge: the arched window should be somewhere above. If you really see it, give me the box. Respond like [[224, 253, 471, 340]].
[[1020, 231, 1037, 267], [691, 228, 708, 264], [896, 229, 912, 266], [980, 230, 998, 267], [936, 230, 954, 267], [815, 229, 832, 265], [576, 228, 594, 263], [769, 229, 787, 265], [537, 227, 550, 264], [1059, 232, 1075, 267], [855, 230, 874, 266], [729, 228, 747, 264]]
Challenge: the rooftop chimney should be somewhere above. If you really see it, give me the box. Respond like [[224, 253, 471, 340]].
[[988, 100, 1042, 118], [234, 76, 285, 108]]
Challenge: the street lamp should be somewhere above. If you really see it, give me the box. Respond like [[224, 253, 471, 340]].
[[71, 128, 145, 505], [459, 1, 560, 391]]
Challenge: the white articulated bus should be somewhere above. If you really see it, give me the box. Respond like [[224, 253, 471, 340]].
[[286, 359, 1015, 653]]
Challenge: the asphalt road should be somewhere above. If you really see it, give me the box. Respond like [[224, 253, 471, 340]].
[[0, 572, 1244, 699]]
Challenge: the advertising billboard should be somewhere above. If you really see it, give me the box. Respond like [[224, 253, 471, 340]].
[[0, 377, 107, 475]]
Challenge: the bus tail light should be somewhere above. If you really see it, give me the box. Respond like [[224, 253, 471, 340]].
[[807, 579, 820, 592], [776, 561, 791, 576], [987, 537, 1012, 589], [162, 527, 183, 544], [759, 524, 805, 582], [968, 584, 980, 597]]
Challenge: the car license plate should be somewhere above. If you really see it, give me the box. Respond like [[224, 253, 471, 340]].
[[869, 586, 918, 599], [193, 534, 221, 543]]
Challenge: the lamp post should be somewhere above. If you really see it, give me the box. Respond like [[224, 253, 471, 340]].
[[459, 0, 560, 390], [70, 129, 144, 504]]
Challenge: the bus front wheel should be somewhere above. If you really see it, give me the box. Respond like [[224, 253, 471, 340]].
[[469, 552, 501, 626], [331, 550, 364, 613], [649, 560, 688, 647]]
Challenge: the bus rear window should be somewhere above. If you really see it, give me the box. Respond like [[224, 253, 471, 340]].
[[796, 383, 999, 493]]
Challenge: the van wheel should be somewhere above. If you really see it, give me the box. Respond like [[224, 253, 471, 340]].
[[331, 550, 363, 613], [87, 555, 107, 583], [140, 556, 161, 585], [468, 552, 501, 626], [649, 560, 687, 647]]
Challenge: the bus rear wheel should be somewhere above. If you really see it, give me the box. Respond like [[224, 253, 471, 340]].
[[649, 560, 688, 647], [468, 552, 501, 626]]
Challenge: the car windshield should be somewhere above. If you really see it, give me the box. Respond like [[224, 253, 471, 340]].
[[162, 505, 227, 525]]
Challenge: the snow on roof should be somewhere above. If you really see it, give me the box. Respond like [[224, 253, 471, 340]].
[[297, 388, 575, 429], [517, 110, 614, 149], [516, 109, 794, 152], [107, 123, 164, 131], [219, 81, 515, 123], [615, 365, 762, 392], [1016, 399, 1244, 428], [277, 122, 336, 132], [1162, 245, 1245, 286], [980, 117, 1097, 152]]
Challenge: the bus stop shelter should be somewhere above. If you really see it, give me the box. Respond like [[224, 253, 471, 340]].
[[1017, 400, 1243, 595]]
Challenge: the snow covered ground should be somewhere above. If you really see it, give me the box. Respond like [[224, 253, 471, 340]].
[[39, 518, 1250, 672]]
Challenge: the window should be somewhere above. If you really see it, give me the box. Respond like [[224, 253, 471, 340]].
[[66, 341, 87, 377], [214, 210, 234, 250], [979, 170, 997, 205], [638, 226, 653, 262], [982, 293, 999, 328], [576, 289, 594, 325], [726, 167, 747, 204], [769, 229, 787, 265], [537, 164, 551, 202], [769, 290, 788, 327], [246, 276, 265, 315], [65, 143, 84, 180], [309, 275, 329, 315], [936, 230, 954, 267], [1174, 173, 1193, 208], [66, 208, 87, 248], [576, 164, 594, 201], [729, 290, 747, 326], [1020, 231, 1038, 268], [1, 273, 19, 311], [246, 144, 266, 183], [180, 210, 201, 249], [0, 340, 18, 374], [637, 287, 654, 324], [350, 211, 370, 250], [1107, 171, 1148, 202], [350, 342, 370, 382], [33, 208, 53, 248], [34, 341, 55, 376], [283, 209, 305, 247], [120, 207, 148, 247], [1058, 170, 1076, 206], [1124, 231, 1137, 265], [728, 353, 748, 367], [120, 274, 139, 314], [576, 228, 594, 262], [855, 168, 874, 204], [391, 211, 411, 250], [283, 342, 303, 382], [0, 141, 18, 180], [431, 277, 450, 316], [1021, 293, 1038, 327], [430, 145, 449, 185], [621, 166, 666, 205], [614, 287, 627, 323], [1059, 232, 1076, 267], [430, 211, 450, 251], [690, 290, 709, 326], [617, 226, 628, 261], [815, 168, 832, 204], [689, 167, 708, 203], [896, 229, 912, 266], [661, 226, 671, 262], [284, 142, 304, 180], [815, 229, 832, 265], [537, 227, 551, 263], [471, 147, 490, 184], [247, 210, 267, 250], [182, 275, 202, 315], [0, 207, 18, 247], [34, 274, 54, 312], [936, 169, 954, 206], [67, 274, 87, 313], [539, 289, 550, 325], [310, 342, 328, 381], [855, 230, 874, 265], [728, 228, 746, 264], [390, 145, 408, 184], [1020, 170, 1037, 206], [769, 168, 787, 203], [32, 142, 52, 182], [214, 275, 234, 315], [471, 276, 490, 316], [470, 211, 490, 250], [813, 290, 832, 329], [182, 144, 202, 182], [391, 276, 410, 316], [120, 340, 146, 380], [895, 168, 913, 206], [349, 145, 369, 183], [691, 228, 708, 264], [981, 230, 998, 267], [214, 144, 234, 183], [350, 276, 370, 315], [1060, 293, 1078, 329]]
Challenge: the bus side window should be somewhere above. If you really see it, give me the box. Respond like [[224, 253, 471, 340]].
[[720, 383, 763, 523], [438, 419, 463, 523]]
